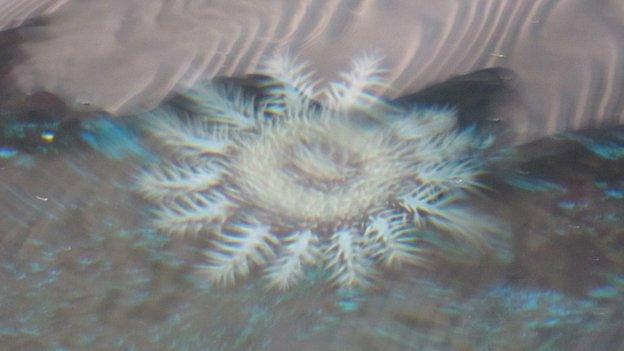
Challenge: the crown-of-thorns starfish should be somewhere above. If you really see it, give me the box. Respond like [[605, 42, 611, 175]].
[[136, 53, 498, 289]]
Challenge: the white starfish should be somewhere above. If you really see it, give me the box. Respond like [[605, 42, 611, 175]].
[[136, 54, 501, 289]]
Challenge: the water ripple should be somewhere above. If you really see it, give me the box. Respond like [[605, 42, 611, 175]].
[[3, 0, 624, 142]]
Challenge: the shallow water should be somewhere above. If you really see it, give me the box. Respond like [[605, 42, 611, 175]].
[[1, 1, 624, 350], [2, 0, 624, 141]]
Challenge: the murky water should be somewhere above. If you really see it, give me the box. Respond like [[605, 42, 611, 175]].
[[1, 1, 624, 350]]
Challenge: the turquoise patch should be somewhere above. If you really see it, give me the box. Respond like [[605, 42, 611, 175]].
[[81, 117, 151, 160]]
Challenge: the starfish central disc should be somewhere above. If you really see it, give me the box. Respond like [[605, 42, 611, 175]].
[[230, 117, 402, 229]]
